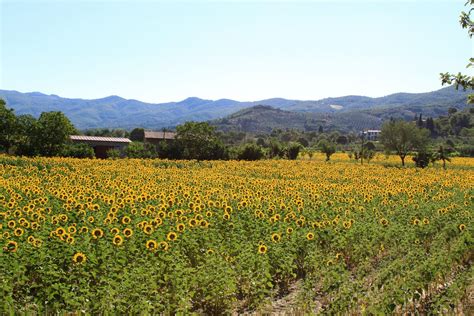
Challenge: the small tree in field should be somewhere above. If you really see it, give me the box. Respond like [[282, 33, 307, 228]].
[[379, 120, 430, 166], [318, 139, 336, 161], [434, 145, 451, 170]]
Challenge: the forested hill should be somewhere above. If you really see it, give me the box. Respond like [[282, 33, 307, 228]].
[[0, 86, 470, 130]]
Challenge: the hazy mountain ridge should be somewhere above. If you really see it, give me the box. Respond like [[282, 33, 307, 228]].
[[0, 86, 469, 130]]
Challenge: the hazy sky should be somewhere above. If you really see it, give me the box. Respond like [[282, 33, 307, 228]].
[[1, 0, 472, 103]]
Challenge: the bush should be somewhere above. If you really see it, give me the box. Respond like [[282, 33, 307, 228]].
[[412, 151, 431, 168], [61, 143, 95, 158], [125, 142, 157, 158], [237, 143, 265, 161], [286, 142, 302, 160], [106, 148, 121, 159]]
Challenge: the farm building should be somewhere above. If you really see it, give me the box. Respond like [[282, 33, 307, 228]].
[[70, 135, 132, 158], [144, 130, 176, 147], [361, 130, 381, 141]]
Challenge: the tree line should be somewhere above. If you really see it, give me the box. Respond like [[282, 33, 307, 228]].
[[1, 96, 472, 168]]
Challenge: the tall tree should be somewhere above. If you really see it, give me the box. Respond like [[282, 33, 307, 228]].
[[34, 111, 76, 156], [379, 120, 430, 166], [176, 122, 226, 160], [0, 99, 18, 153], [130, 128, 145, 142], [440, 1, 474, 103]]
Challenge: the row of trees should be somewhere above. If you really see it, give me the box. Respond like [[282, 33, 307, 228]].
[[0, 100, 77, 156]]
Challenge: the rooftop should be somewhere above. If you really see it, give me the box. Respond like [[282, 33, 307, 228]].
[[70, 135, 132, 143], [144, 131, 176, 140]]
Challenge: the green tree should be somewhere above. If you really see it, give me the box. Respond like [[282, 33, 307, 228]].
[[0, 99, 18, 153], [125, 141, 157, 158], [176, 122, 226, 160], [237, 143, 265, 161], [379, 120, 430, 166], [286, 142, 302, 160], [434, 145, 452, 170], [34, 111, 76, 157], [318, 139, 336, 161], [15, 114, 38, 156], [440, 1, 474, 103], [130, 128, 145, 142]]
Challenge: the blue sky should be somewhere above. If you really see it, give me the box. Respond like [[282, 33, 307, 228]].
[[1, 0, 472, 103]]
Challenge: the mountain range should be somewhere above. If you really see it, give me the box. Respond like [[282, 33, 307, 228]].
[[0, 86, 470, 132]]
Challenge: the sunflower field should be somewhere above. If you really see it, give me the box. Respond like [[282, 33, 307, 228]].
[[0, 155, 472, 314]]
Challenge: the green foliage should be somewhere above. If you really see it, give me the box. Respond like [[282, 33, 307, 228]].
[[129, 128, 145, 142], [176, 122, 227, 160], [61, 143, 95, 158], [0, 98, 17, 153], [440, 1, 474, 103], [318, 139, 336, 161], [34, 112, 77, 157], [125, 142, 157, 158], [268, 139, 285, 159], [379, 120, 430, 166], [237, 143, 265, 161], [412, 151, 432, 168], [286, 142, 302, 160], [106, 148, 121, 159]]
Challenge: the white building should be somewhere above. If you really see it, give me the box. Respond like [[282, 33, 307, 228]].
[[361, 130, 381, 141]]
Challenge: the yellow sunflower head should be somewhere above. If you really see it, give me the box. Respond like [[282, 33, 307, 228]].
[[72, 252, 87, 264]]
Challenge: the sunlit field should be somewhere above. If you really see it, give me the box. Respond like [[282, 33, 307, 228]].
[[1, 155, 472, 314]]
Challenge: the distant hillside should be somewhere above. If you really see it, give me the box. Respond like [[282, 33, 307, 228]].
[[0, 86, 470, 130], [212, 105, 383, 133]]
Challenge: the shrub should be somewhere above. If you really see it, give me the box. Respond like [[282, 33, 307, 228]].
[[61, 144, 95, 158], [237, 143, 265, 161]]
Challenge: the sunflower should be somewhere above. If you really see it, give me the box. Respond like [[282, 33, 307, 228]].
[[14, 228, 24, 237], [343, 221, 352, 229], [143, 224, 154, 235], [4, 240, 18, 252], [306, 232, 315, 240], [187, 218, 196, 227], [286, 227, 294, 234], [258, 244, 268, 254], [422, 218, 429, 225], [72, 252, 87, 264], [66, 236, 75, 244], [110, 227, 120, 235], [459, 224, 466, 232], [27, 236, 35, 243], [177, 223, 185, 232], [271, 233, 281, 243], [80, 226, 89, 234], [159, 241, 169, 251], [379, 218, 389, 227], [91, 228, 104, 239], [68, 226, 77, 234], [146, 239, 158, 251], [113, 235, 124, 246], [123, 228, 133, 238], [7, 220, 16, 229], [412, 218, 420, 226], [33, 239, 43, 247], [206, 248, 214, 255], [121, 216, 131, 225], [53, 224, 65, 235], [167, 232, 178, 241]]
